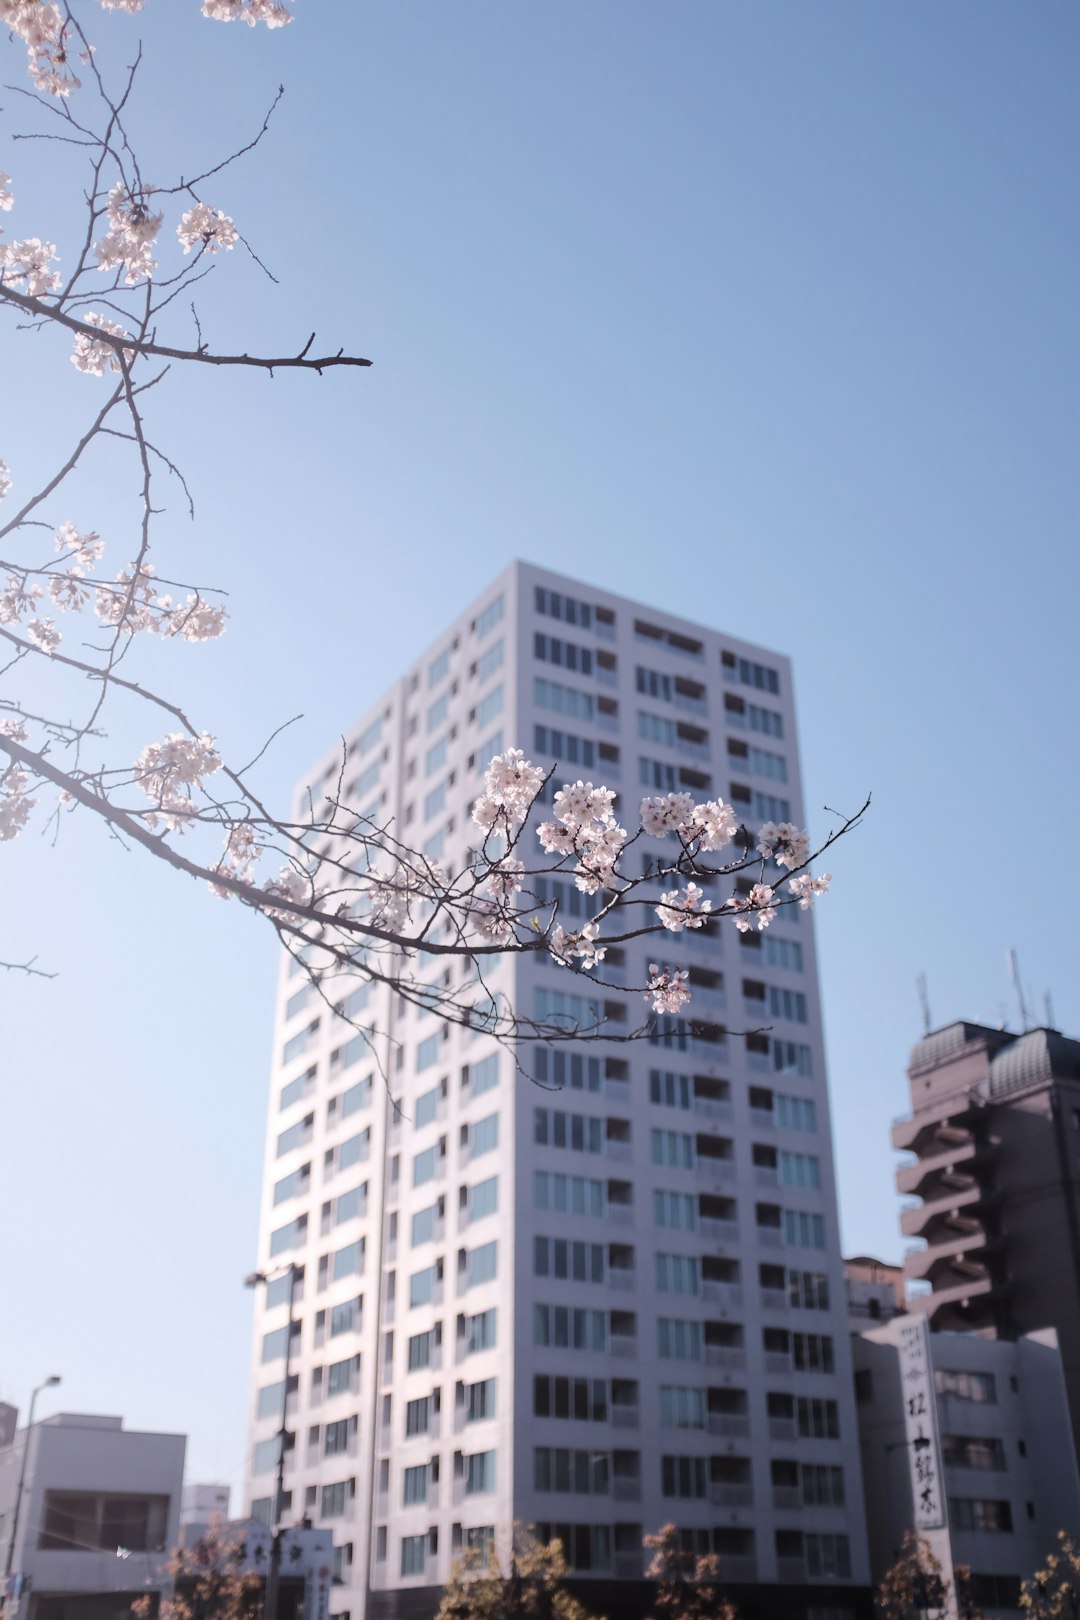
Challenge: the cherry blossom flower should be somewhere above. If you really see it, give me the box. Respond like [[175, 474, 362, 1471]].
[[99, 0, 146, 11], [0, 172, 13, 211], [0, 461, 11, 500], [549, 920, 605, 970], [0, 237, 61, 296], [133, 730, 222, 829], [690, 797, 738, 852], [0, 575, 41, 624], [484, 855, 524, 901], [724, 881, 778, 933], [640, 791, 695, 838], [177, 203, 239, 256], [645, 963, 691, 1017], [208, 821, 264, 897], [788, 871, 831, 910], [757, 819, 810, 872], [472, 899, 515, 946], [48, 573, 91, 612], [1, 2, 80, 96], [0, 760, 35, 841], [26, 617, 60, 653], [70, 312, 133, 376], [54, 521, 104, 574], [537, 775, 627, 895], [656, 880, 712, 932], [202, 0, 292, 24], [472, 747, 545, 836], [160, 594, 228, 642], [262, 862, 309, 916], [95, 183, 162, 284]]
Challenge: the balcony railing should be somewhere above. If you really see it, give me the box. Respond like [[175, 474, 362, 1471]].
[[709, 1482, 753, 1507]]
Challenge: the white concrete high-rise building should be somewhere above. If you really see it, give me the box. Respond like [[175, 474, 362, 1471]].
[[245, 563, 870, 1620]]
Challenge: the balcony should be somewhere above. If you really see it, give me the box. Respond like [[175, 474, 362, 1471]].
[[610, 1332, 637, 1358], [910, 1273, 1001, 1322], [614, 1552, 642, 1580], [777, 1558, 806, 1583], [705, 1347, 746, 1371], [702, 1282, 742, 1308], [708, 1415, 750, 1439], [720, 1558, 757, 1583], [606, 1140, 632, 1164], [900, 1182, 994, 1239], [609, 1269, 636, 1292], [709, 1482, 753, 1508], [750, 1107, 774, 1131], [891, 1092, 984, 1154], [697, 1157, 736, 1185], [768, 1418, 797, 1441], [903, 1228, 997, 1282], [611, 1405, 639, 1430], [772, 1485, 801, 1512], [694, 1096, 733, 1124], [896, 1138, 990, 1197], [612, 1477, 642, 1502], [764, 1351, 790, 1376], [760, 1287, 788, 1313], [700, 1217, 739, 1244], [756, 1227, 783, 1249]]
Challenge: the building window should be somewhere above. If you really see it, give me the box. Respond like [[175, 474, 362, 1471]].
[[941, 1436, 1007, 1471], [401, 1534, 427, 1576], [949, 1499, 1013, 1533], [463, 1307, 497, 1354], [657, 1318, 702, 1361], [38, 1492, 170, 1553], [935, 1369, 997, 1404], [464, 1451, 496, 1495], [534, 1305, 607, 1352], [661, 1456, 707, 1499], [806, 1535, 851, 1579]]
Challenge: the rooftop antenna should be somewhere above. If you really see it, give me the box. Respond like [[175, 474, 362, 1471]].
[[916, 973, 931, 1036], [1008, 948, 1031, 1033], [1045, 990, 1056, 1031]]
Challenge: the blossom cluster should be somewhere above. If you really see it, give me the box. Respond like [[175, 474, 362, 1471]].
[[472, 747, 547, 839], [0, 237, 61, 296], [537, 779, 627, 895], [132, 730, 222, 830], [177, 203, 239, 256], [0, 721, 35, 841], [71, 312, 133, 376], [0, 0, 80, 96], [640, 790, 738, 851], [201, 0, 292, 24], [645, 963, 690, 1016]]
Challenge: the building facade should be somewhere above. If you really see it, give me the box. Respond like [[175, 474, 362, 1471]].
[[892, 1021, 1080, 1453], [853, 1318, 1080, 1616], [0, 1412, 185, 1620], [245, 562, 870, 1619]]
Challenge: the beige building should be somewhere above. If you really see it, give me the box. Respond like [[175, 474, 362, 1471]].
[[892, 1021, 1080, 1456]]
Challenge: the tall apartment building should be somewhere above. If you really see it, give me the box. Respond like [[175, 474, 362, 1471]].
[[245, 563, 870, 1620], [892, 1021, 1080, 1454]]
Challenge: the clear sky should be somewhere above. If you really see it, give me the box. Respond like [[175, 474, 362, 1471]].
[[2, 2, 1077, 1505]]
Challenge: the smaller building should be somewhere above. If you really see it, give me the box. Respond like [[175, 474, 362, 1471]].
[[853, 1317, 1080, 1616], [178, 1484, 230, 1527], [845, 1256, 906, 1331], [175, 1519, 334, 1620], [0, 1412, 185, 1620]]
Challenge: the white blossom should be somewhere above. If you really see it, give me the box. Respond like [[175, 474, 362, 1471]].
[[757, 819, 810, 872], [177, 203, 239, 256], [202, 0, 292, 24], [472, 899, 514, 946], [536, 820, 576, 855], [645, 963, 691, 1017], [133, 730, 222, 829], [656, 880, 712, 932], [724, 881, 778, 933], [0, 760, 35, 841], [99, 0, 146, 10], [472, 747, 545, 835], [71, 312, 133, 376], [0, 173, 13, 211], [48, 573, 91, 612], [25, 617, 60, 653], [484, 855, 524, 901], [95, 183, 162, 284], [0, 237, 61, 296], [0, 2, 80, 96], [549, 920, 605, 970], [788, 871, 831, 910], [690, 797, 738, 852], [262, 862, 309, 913], [208, 820, 263, 897], [640, 791, 695, 838], [54, 521, 104, 574], [0, 575, 41, 624], [0, 461, 10, 500], [160, 594, 228, 642]]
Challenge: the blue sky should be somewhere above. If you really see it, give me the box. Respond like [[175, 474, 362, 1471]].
[[2, 2, 1077, 1501]]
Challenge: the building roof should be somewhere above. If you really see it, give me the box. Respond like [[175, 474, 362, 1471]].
[[909, 1021, 1011, 1075], [988, 1027, 1080, 1098]]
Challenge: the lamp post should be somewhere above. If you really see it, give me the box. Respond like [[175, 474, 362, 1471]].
[[3, 1376, 61, 1612], [245, 1266, 300, 1620]]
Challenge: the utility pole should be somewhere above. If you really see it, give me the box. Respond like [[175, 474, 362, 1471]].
[[245, 1266, 299, 1620], [2, 1376, 61, 1619]]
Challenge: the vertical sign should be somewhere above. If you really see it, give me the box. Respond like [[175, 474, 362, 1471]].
[[897, 1315, 946, 1529]]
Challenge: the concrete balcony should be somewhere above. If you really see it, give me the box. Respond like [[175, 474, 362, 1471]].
[[708, 1415, 750, 1439], [610, 1332, 637, 1358], [611, 1406, 639, 1430], [764, 1351, 790, 1376], [700, 1218, 739, 1244], [754, 1167, 779, 1189], [760, 1288, 788, 1313], [694, 1097, 733, 1123], [903, 1228, 996, 1282], [768, 1418, 797, 1441], [612, 1477, 642, 1502], [606, 1141, 633, 1164], [606, 1203, 635, 1228], [891, 1092, 983, 1154], [772, 1485, 801, 1512], [705, 1347, 746, 1371], [697, 1158, 736, 1184], [777, 1558, 807, 1583], [720, 1558, 757, 1583], [709, 1482, 753, 1508], [608, 1269, 636, 1291], [756, 1227, 783, 1249], [896, 1137, 988, 1197], [910, 1273, 1001, 1322], [900, 1181, 994, 1239], [750, 1107, 774, 1130], [702, 1282, 742, 1308]]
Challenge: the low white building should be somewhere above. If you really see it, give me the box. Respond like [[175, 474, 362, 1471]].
[[0, 1412, 185, 1620], [853, 1318, 1080, 1616], [178, 1484, 230, 1527], [176, 1519, 334, 1620]]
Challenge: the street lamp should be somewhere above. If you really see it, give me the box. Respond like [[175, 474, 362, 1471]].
[[3, 1376, 62, 1608], [245, 1266, 300, 1620]]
